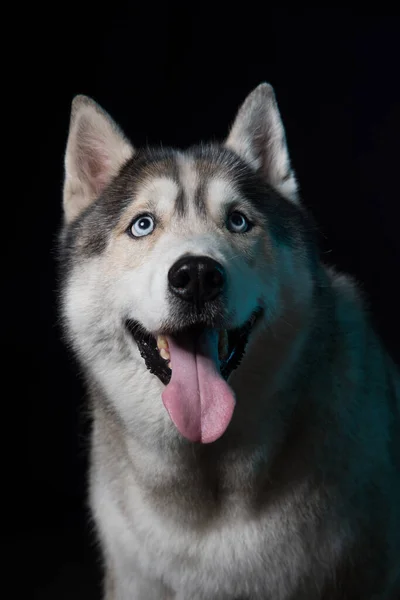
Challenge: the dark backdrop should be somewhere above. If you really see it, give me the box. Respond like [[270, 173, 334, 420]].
[[6, 9, 400, 598]]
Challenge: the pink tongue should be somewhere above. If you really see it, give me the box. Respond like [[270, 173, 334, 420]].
[[161, 330, 235, 443]]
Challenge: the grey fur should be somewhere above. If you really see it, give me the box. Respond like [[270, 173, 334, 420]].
[[59, 83, 400, 599]]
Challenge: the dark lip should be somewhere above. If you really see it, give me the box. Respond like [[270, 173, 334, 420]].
[[126, 308, 263, 385]]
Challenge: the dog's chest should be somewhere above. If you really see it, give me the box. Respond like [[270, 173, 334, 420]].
[[97, 471, 330, 599]]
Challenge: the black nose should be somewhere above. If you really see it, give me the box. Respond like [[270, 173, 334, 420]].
[[168, 256, 225, 308]]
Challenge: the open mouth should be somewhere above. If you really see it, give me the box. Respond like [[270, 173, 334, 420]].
[[125, 308, 262, 444], [126, 308, 263, 386]]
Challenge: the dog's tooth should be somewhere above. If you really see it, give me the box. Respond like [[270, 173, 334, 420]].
[[218, 329, 229, 360], [160, 348, 170, 360], [157, 335, 169, 350]]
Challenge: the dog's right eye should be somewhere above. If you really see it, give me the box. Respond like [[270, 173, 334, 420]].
[[128, 214, 155, 238]]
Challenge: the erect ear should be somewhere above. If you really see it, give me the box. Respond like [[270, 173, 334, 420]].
[[225, 83, 299, 203], [63, 95, 134, 223]]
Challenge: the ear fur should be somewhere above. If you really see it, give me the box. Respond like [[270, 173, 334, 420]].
[[63, 95, 134, 223], [225, 83, 298, 203]]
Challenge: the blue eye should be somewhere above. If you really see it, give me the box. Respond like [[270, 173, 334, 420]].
[[227, 211, 251, 233], [130, 214, 155, 237]]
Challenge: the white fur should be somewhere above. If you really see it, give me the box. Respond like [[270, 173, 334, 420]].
[[91, 465, 348, 600], [61, 84, 400, 599], [137, 176, 180, 215]]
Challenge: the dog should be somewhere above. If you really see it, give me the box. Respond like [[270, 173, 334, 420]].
[[59, 83, 400, 599]]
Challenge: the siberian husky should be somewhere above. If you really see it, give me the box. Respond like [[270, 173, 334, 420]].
[[59, 84, 400, 598]]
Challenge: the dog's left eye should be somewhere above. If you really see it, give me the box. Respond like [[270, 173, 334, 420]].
[[227, 211, 251, 233], [129, 214, 155, 238]]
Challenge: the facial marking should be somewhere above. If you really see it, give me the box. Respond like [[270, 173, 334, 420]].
[[139, 176, 180, 217], [115, 176, 180, 234], [176, 155, 198, 217], [206, 178, 239, 221]]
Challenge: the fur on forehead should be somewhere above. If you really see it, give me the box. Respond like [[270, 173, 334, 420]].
[[121, 146, 251, 214]]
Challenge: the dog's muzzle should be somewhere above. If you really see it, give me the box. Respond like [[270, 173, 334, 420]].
[[125, 253, 263, 443]]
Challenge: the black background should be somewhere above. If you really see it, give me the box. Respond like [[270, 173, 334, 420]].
[[6, 9, 400, 598]]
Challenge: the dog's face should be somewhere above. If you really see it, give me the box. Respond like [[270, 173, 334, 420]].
[[60, 84, 317, 444]]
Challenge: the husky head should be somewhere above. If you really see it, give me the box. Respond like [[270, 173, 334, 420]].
[[60, 84, 317, 445]]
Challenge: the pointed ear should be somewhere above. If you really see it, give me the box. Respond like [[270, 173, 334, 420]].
[[225, 83, 298, 203], [63, 95, 134, 223]]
